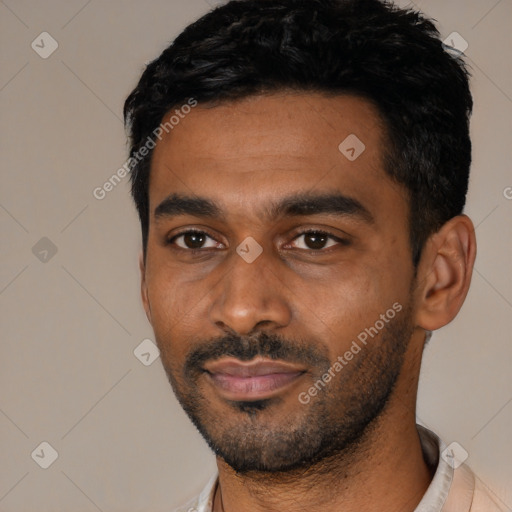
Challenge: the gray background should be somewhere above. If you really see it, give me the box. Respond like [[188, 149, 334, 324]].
[[1, 0, 511, 510]]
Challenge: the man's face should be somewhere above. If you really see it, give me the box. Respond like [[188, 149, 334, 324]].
[[142, 92, 418, 472]]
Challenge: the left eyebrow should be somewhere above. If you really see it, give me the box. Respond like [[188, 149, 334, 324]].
[[153, 191, 374, 224], [265, 192, 374, 224]]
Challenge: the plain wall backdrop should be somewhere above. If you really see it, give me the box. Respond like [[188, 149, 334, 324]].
[[1, 0, 511, 510]]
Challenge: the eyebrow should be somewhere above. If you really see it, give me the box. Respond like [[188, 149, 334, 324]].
[[154, 192, 374, 224]]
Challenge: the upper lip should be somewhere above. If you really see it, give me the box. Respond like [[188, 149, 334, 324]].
[[203, 357, 305, 377]]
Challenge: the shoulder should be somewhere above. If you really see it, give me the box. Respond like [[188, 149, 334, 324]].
[[447, 462, 509, 512], [470, 475, 510, 512]]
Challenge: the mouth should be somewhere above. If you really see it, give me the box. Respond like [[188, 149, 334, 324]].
[[203, 357, 307, 401]]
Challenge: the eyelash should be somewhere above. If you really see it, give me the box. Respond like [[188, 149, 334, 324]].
[[166, 228, 349, 254]]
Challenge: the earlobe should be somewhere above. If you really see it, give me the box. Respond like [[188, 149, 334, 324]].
[[415, 215, 476, 331], [139, 251, 152, 325]]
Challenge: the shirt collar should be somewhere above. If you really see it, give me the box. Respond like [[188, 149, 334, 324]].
[[415, 424, 454, 511]]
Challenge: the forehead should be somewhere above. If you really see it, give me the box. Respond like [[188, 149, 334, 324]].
[[148, 92, 403, 223]]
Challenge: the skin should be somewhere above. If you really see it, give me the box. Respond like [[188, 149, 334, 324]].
[[138, 92, 476, 512]]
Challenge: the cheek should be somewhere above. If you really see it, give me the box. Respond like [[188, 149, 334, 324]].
[[145, 273, 197, 361], [314, 275, 379, 340], [146, 248, 201, 315], [304, 257, 410, 350]]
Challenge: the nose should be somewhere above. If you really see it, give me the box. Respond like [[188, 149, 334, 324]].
[[208, 246, 293, 336]]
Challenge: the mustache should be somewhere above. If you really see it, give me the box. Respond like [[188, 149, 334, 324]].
[[184, 331, 330, 379]]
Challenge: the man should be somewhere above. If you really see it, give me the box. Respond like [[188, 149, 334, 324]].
[[123, 0, 505, 510]]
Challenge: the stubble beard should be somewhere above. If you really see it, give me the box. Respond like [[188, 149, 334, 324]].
[[161, 304, 413, 475]]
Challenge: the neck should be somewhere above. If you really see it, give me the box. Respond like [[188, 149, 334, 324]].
[[213, 341, 433, 512]]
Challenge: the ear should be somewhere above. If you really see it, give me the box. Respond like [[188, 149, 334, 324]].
[[414, 215, 476, 331], [139, 250, 152, 325]]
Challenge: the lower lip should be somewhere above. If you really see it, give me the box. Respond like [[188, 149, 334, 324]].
[[207, 372, 304, 401]]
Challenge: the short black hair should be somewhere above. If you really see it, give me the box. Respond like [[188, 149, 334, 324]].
[[124, 0, 473, 267]]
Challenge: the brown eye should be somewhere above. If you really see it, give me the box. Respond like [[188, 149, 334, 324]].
[[181, 232, 206, 249], [290, 230, 344, 251], [168, 230, 220, 250], [303, 232, 330, 250]]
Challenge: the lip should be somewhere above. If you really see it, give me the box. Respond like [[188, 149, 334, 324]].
[[203, 357, 306, 401]]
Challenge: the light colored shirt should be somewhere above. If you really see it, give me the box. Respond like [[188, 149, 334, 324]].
[[173, 425, 507, 512]]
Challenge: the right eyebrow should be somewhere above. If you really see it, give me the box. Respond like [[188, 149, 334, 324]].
[[154, 194, 224, 223]]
